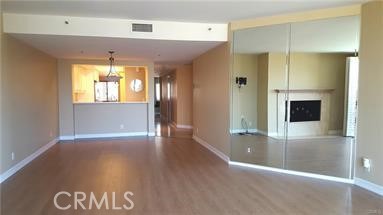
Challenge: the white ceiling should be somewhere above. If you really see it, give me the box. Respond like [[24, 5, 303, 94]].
[[11, 34, 221, 64], [2, 1, 364, 23], [3, 1, 364, 63], [234, 15, 360, 53]]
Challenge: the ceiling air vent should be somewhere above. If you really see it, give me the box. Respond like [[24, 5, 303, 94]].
[[132, 23, 153, 32]]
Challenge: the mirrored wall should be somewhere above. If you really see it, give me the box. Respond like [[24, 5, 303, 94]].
[[230, 15, 360, 179]]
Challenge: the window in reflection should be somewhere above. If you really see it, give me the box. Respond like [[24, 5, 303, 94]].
[[95, 82, 119, 102]]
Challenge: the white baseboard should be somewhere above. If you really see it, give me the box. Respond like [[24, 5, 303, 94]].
[[256, 129, 268, 136], [229, 161, 354, 184], [192, 135, 229, 163], [176, 124, 193, 129], [355, 177, 383, 196], [60, 132, 155, 140], [75, 132, 148, 139], [148, 132, 155, 136], [328, 130, 343, 135], [0, 138, 59, 183], [230, 128, 257, 134], [230, 129, 281, 139], [169, 121, 193, 129], [267, 132, 280, 138], [60, 136, 75, 141], [169, 121, 176, 127]]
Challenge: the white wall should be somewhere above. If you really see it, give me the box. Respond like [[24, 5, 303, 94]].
[[3, 13, 228, 42], [74, 103, 148, 137]]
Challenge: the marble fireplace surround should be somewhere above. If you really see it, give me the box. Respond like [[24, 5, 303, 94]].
[[276, 89, 334, 138]]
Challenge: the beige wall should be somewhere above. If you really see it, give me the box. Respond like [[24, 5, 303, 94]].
[[289, 53, 347, 131], [58, 59, 155, 137], [230, 5, 360, 30], [193, 43, 231, 156], [257, 54, 269, 132], [1, 34, 58, 174], [175, 64, 193, 126], [232, 54, 258, 131], [265, 53, 347, 134], [267, 53, 287, 134], [0, 3, 3, 175], [356, 1, 383, 186], [125, 67, 147, 102]]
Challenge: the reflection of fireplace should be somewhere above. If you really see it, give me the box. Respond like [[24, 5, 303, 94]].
[[290, 100, 321, 122]]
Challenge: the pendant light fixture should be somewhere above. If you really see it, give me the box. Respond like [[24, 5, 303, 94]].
[[105, 51, 122, 82]]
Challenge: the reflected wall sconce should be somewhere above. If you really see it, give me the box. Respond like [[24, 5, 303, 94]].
[[236, 77, 247, 88]]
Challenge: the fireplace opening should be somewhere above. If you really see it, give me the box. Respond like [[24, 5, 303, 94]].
[[290, 100, 321, 122]]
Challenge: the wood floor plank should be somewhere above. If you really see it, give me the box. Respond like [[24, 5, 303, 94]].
[[1, 136, 382, 215]]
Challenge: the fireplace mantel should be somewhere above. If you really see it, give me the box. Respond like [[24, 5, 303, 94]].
[[275, 89, 334, 93]]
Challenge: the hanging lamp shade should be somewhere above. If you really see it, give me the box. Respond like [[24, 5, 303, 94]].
[[105, 51, 122, 82]]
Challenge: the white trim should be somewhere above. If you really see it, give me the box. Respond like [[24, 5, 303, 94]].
[[61, 132, 156, 140], [0, 138, 59, 183], [355, 177, 383, 196], [229, 129, 278, 137], [192, 135, 229, 163], [228, 161, 354, 184], [328, 129, 343, 135], [268, 132, 281, 139], [74, 132, 148, 139], [176, 124, 193, 129], [287, 135, 343, 140], [60, 136, 75, 141], [230, 128, 258, 134], [170, 121, 177, 128], [170, 121, 193, 129], [256, 129, 269, 136]]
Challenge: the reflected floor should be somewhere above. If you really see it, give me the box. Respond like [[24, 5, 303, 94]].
[[231, 134, 353, 178], [155, 117, 193, 139]]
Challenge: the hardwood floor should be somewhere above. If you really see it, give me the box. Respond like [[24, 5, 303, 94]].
[[231, 135, 353, 178], [1, 136, 382, 215], [155, 117, 193, 139]]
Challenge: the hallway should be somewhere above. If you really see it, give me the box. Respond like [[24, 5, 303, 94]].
[[155, 117, 193, 139]]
